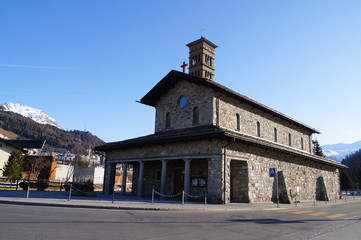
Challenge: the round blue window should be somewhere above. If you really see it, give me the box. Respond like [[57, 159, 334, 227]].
[[178, 95, 187, 108]]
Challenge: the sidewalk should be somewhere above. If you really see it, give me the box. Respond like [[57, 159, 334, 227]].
[[0, 190, 357, 211]]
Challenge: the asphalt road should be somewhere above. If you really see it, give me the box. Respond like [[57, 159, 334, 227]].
[[0, 200, 360, 240]]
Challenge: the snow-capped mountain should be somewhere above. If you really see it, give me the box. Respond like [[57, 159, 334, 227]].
[[322, 140, 361, 162], [0, 102, 64, 130]]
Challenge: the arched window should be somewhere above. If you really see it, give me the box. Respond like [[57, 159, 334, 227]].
[[274, 128, 277, 142], [289, 133, 292, 146], [193, 107, 199, 125], [165, 112, 171, 129], [256, 121, 260, 137], [235, 114, 240, 130]]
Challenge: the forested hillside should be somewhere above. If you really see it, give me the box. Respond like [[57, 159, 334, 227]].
[[0, 111, 104, 154], [341, 149, 361, 182]]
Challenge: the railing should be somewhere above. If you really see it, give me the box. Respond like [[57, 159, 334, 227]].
[[151, 188, 207, 205], [0, 177, 99, 201], [0, 177, 101, 192], [0, 178, 21, 190]]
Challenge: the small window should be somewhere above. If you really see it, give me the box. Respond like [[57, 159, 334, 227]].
[[301, 138, 304, 150], [193, 107, 199, 125], [289, 133, 292, 146], [274, 128, 277, 142], [235, 114, 240, 130], [178, 95, 187, 108], [256, 121, 261, 137], [165, 112, 171, 129]]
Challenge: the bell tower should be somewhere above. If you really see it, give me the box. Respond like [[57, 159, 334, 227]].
[[186, 36, 218, 80]]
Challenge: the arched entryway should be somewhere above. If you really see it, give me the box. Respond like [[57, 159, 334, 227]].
[[230, 160, 249, 203]]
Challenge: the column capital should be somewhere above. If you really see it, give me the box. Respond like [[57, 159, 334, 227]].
[[183, 158, 192, 163]]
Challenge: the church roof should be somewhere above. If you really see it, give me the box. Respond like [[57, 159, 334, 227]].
[[140, 70, 320, 134], [95, 125, 224, 150], [94, 125, 344, 168]]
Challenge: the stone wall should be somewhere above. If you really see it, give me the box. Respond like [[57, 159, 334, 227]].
[[226, 143, 340, 203], [216, 95, 313, 153], [153, 79, 314, 154], [106, 140, 222, 161], [189, 160, 208, 197], [207, 156, 223, 203], [104, 138, 340, 204], [154, 80, 214, 132]]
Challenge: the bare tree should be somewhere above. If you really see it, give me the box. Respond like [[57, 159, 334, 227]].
[[64, 154, 89, 183], [24, 156, 55, 180]]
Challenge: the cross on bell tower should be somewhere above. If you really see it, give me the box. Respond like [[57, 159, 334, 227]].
[[186, 36, 218, 80]]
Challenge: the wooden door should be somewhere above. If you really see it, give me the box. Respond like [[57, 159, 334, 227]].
[[174, 171, 184, 194]]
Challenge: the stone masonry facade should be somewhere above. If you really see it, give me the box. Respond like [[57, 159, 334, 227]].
[[97, 37, 343, 204], [155, 80, 214, 132], [156, 79, 313, 154], [103, 135, 340, 203]]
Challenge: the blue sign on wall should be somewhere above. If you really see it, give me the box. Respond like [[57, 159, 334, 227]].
[[269, 168, 276, 178]]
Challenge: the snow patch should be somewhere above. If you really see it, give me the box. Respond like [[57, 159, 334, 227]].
[[0, 102, 64, 130]]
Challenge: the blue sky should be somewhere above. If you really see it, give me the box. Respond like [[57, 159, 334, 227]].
[[1, 1, 360, 145]]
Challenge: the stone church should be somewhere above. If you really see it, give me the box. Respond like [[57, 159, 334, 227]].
[[95, 37, 344, 204]]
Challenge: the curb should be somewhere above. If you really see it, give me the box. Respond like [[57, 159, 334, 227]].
[[0, 199, 235, 212]]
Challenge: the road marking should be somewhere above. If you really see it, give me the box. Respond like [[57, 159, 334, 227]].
[[292, 210, 314, 214], [308, 212, 328, 216], [326, 214, 346, 219], [344, 216, 358, 220], [280, 209, 299, 212], [264, 208, 288, 211]]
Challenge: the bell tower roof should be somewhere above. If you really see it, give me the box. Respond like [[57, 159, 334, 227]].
[[186, 36, 218, 49], [186, 37, 218, 80]]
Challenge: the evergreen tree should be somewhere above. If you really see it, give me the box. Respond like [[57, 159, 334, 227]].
[[340, 170, 354, 192], [3, 150, 24, 179], [341, 149, 361, 182], [314, 140, 324, 157], [355, 161, 361, 189]]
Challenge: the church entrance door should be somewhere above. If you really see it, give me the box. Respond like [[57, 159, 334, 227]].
[[174, 171, 184, 195], [230, 160, 249, 203]]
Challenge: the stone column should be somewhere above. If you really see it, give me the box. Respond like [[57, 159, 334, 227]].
[[184, 159, 191, 198], [207, 157, 223, 204], [137, 161, 144, 197], [121, 162, 128, 195], [161, 160, 168, 196], [103, 162, 116, 194]]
